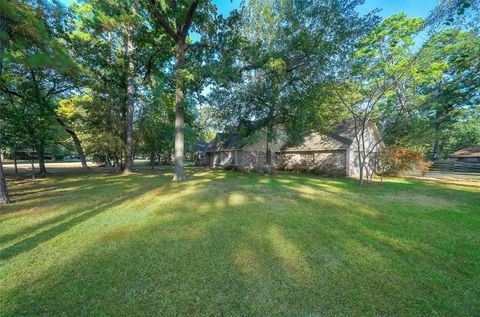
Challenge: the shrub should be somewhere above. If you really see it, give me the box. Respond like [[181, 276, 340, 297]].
[[379, 146, 432, 176]]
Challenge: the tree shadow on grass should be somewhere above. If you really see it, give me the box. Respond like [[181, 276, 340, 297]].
[[1, 191, 327, 315], [2, 173, 152, 214], [0, 198, 124, 261], [0, 169, 225, 260], [1, 169, 479, 316], [0, 172, 173, 255]]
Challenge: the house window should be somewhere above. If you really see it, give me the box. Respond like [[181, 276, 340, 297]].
[[300, 153, 314, 161]]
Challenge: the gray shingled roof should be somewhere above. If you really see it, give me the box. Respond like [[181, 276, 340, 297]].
[[281, 120, 358, 152], [204, 133, 247, 152]]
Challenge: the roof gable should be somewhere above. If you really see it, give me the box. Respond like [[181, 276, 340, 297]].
[[204, 133, 247, 152], [281, 120, 358, 152]]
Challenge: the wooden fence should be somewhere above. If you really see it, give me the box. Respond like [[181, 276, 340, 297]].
[[429, 160, 480, 175]]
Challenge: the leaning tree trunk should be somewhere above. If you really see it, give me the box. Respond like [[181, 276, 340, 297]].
[[105, 154, 112, 167], [30, 157, 36, 180], [172, 42, 187, 181], [123, 4, 136, 174], [70, 132, 87, 169], [55, 115, 88, 168], [0, 15, 9, 204]]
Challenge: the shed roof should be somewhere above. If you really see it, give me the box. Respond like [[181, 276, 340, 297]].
[[448, 148, 480, 158]]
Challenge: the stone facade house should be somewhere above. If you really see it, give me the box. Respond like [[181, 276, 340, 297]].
[[277, 121, 383, 177], [201, 131, 286, 172], [200, 120, 383, 177]]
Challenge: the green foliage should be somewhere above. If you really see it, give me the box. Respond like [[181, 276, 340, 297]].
[[211, 0, 377, 145], [443, 115, 480, 154], [427, 0, 480, 28], [384, 28, 480, 159], [136, 89, 176, 159]]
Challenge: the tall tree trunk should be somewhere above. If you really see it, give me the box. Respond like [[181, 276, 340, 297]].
[[150, 151, 155, 169], [124, 2, 136, 174], [147, 0, 199, 181], [37, 141, 47, 176], [31, 148, 36, 180], [172, 42, 187, 181], [353, 119, 365, 185], [357, 153, 364, 185], [432, 120, 441, 161], [13, 155, 18, 174], [0, 153, 8, 205], [13, 142, 18, 174], [0, 15, 5, 75], [0, 15, 9, 204], [356, 138, 365, 185]]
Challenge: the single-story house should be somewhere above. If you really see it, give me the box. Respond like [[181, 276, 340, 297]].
[[201, 131, 287, 171], [448, 148, 480, 162], [277, 121, 383, 177], [193, 142, 209, 165], [199, 120, 383, 178]]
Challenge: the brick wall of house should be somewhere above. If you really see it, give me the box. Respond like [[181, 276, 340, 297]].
[[276, 150, 348, 177], [240, 151, 267, 172]]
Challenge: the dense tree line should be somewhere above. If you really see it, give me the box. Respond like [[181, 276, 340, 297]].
[[0, 0, 479, 204]]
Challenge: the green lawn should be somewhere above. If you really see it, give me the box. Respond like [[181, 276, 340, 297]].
[[1, 169, 479, 316]]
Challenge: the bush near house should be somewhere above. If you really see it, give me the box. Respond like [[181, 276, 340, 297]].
[[379, 146, 433, 176]]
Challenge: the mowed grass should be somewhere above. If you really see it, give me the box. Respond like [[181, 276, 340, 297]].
[[0, 168, 479, 316]]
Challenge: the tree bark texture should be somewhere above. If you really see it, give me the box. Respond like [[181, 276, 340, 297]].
[[124, 2, 136, 173], [172, 42, 186, 181], [37, 141, 47, 176], [0, 154, 8, 205], [0, 15, 9, 204]]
